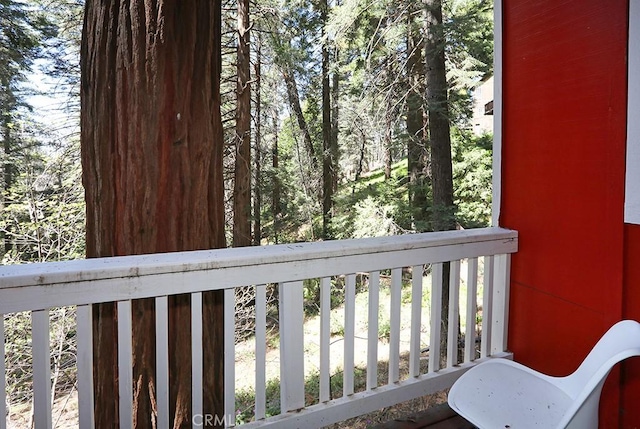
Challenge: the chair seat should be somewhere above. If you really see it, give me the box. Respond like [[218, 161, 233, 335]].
[[448, 321, 640, 429], [448, 360, 573, 429]]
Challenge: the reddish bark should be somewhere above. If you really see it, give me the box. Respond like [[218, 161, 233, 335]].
[[406, 7, 429, 229], [425, 0, 455, 232], [80, 0, 225, 427], [233, 0, 252, 247], [321, 0, 332, 239]]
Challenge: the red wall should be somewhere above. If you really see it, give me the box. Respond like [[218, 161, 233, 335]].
[[500, 0, 629, 426]]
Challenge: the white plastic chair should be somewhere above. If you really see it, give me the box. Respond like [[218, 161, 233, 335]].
[[448, 320, 640, 429]]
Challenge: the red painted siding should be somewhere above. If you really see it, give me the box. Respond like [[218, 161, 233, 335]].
[[501, 0, 629, 426]]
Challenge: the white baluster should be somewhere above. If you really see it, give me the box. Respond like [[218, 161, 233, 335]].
[[409, 265, 424, 378], [389, 269, 402, 384], [492, 254, 512, 355], [481, 256, 494, 358], [366, 271, 380, 391], [447, 260, 461, 368], [117, 301, 133, 429], [1, 314, 6, 429], [224, 289, 235, 427], [279, 282, 304, 412], [155, 297, 169, 429], [255, 285, 267, 419], [77, 305, 95, 428], [429, 263, 443, 373], [192, 293, 203, 429], [344, 274, 356, 396], [319, 277, 331, 403], [464, 258, 479, 363]]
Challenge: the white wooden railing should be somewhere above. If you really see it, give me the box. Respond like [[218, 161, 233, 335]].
[[0, 227, 517, 429]]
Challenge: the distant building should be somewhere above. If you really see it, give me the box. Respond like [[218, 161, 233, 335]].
[[471, 75, 494, 136]]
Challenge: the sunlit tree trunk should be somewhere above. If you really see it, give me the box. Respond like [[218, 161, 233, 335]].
[[283, 67, 317, 168], [233, 0, 252, 247], [406, 8, 429, 230], [384, 56, 393, 180], [253, 34, 262, 246], [80, 1, 226, 427], [1, 113, 11, 256], [331, 62, 339, 185], [425, 0, 454, 232], [321, 0, 333, 239]]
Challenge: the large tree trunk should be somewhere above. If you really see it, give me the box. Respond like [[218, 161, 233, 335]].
[[384, 99, 393, 180], [271, 110, 281, 244], [425, 0, 456, 368], [406, 10, 429, 231], [425, 0, 454, 232], [1, 113, 11, 256], [80, 1, 226, 427], [253, 34, 262, 246], [331, 63, 339, 186], [321, 0, 332, 239], [233, 0, 252, 247], [383, 57, 393, 180]]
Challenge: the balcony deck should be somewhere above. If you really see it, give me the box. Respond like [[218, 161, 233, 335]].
[[373, 404, 473, 429]]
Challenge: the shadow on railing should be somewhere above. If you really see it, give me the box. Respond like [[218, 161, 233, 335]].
[[0, 227, 517, 428]]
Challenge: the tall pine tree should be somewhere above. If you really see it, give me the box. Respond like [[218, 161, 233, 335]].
[[81, 1, 226, 426]]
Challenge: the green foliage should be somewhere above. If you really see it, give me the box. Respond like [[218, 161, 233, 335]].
[[331, 159, 411, 239], [235, 377, 282, 424], [235, 366, 370, 425], [260, 113, 322, 243], [452, 130, 493, 228], [351, 197, 399, 238], [303, 278, 322, 315], [0, 0, 50, 88], [4, 307, 78, 405], [328, 125, 492, 236], [378, 311, 392, 342], [1, 139, 85, 263]]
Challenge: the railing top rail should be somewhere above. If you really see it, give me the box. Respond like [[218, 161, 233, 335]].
[[0, 227, 517, 313], [0, 228, 516, 288]]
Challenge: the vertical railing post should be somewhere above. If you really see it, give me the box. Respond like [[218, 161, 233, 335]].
[[192, 293, 204, 429], [389, 269, 402, 383], [491, 253, 512, 354], [409, 266, 423, 377], [1, 314, 6, 429], [481, 256, 494, 358], [77, 305, 95, 429], [32, 309, 52, 429], [279, 281, 305, 412], [117, 301, 133, 429], [429, 263, 443, 373], [223, 289, 236, 427], [319, 277, 331, 402], [366, 271, 380, 390], [464, 258, 479, 363], [344, 274, 357, 396], [155, 297, 169, 429], [447, 260, 461, 368], [255, 285, 267, 418]]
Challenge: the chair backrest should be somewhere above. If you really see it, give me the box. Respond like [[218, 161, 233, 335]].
[[556, 320, 640, 428]]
